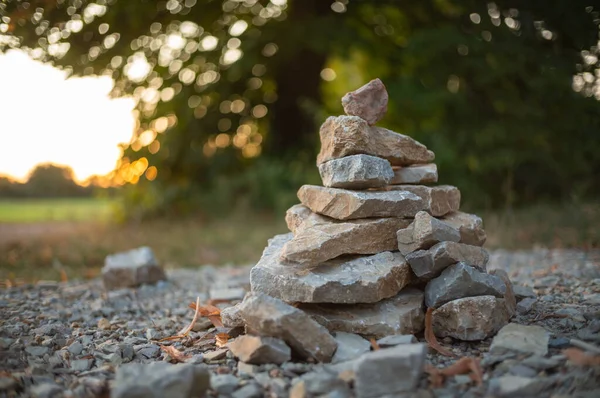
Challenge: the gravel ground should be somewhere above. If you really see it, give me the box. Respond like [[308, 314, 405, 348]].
[[1, 249, 599, 398]]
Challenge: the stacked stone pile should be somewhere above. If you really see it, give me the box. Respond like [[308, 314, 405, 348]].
[[232, 78, 515, 364]]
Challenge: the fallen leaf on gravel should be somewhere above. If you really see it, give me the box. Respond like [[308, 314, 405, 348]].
[[215, 332, 230, 348], [160, 296, 201, 341], [189, 301, 223, 328], [160, 345, 191, 363], [425, 357, 483, 388], [370, 338, 380, 350], [563, 348, 600, 366], [60, 269, 68, 283], [425, 307, 457, 358]]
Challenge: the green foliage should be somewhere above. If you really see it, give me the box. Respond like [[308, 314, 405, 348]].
[[3, 0, 600, 215], [0, 164, 93, 198]]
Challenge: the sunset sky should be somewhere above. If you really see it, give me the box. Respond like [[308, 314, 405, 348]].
[[0, 49, 136, 183]]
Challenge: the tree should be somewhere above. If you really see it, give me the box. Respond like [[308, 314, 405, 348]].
[[25, 163, 90, 197], [3, 0, 600, 214]]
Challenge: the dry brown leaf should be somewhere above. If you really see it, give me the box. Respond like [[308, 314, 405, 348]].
[[424, 307, 457, 358], [188, 301, 223, 328], [215, 332, 230, 348], [563, 348, 600, 366], [160, 345, 191, 363], [425, 357, 483, 388], [370, 338, 380, 351], [160, 296, 201, 341]]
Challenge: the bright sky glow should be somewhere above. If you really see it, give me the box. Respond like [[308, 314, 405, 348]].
[[0, 49, 136, 183]]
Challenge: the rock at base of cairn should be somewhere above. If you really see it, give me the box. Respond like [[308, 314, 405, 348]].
[[341, 78, 388, 126], [300, 288, 425, 339], [316, 116, 435, 166], [318, 154, 394, 189], [442, 211, 487, 246], [251, 234, 414, 304], [391, 163, 438, 185], [102, 247, 166, 290]]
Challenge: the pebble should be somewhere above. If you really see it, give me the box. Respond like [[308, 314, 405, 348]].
[[211, 374, 240, 395]]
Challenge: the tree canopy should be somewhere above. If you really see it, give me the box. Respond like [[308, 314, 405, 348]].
[[3, 0, 600, 215]]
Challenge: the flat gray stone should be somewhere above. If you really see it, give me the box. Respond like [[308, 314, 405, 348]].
[[209, 287, 246, 301], [513, 285, 537, 300], [517, 297, 537, 314], [228, 335, 291, 365], [490, 323, 549, 356], [441, 211, 487, 246], [211, 374, 240, 395], [396, 211, 460, 255], [251, 234, 414, 304], [354, 343, 427, 398], [319, 154, 394, 189], [390, 164, 438, 185], [238, 292, 337, 362], [425, 263, 506, 308], [102, 247, 166, 290], [406, 241, 489, 280], [298, 185, 425, 220], [376, 334, 417, 348], [432, 295, 510, 341], [301, 288, 425, 339], [386, 185, 460, 217], [112, 362, 210, 398], [331, 332, 371, 363]]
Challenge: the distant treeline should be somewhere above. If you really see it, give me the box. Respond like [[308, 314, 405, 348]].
[[0, 164, 109, 198]]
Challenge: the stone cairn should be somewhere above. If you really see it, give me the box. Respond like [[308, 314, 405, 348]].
[[229, 79, 516, 367]]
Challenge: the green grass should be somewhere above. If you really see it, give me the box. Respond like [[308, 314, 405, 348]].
[[0, 198, 115, 223]]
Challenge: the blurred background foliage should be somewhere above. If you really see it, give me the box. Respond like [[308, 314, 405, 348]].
[[3, 0, 600, 219]]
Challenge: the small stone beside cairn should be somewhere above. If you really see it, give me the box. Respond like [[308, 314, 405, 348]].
[[232, 79, 515, 371]]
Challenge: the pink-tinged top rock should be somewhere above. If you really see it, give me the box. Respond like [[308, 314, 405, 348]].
[[341, 78, 388, 125]]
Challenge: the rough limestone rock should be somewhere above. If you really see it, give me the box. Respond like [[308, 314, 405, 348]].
[[490, 323, 549, 356], [331, 332, 371, 363], [489, 269, 517, 318], [341, 78, 388, 125], [396, 211, 461, 255], [425, 262, 506, 308], [285, 204, 330, 234], [318, 154, 394, 189], [221, 304, 244, 328], [251, 234, 414, 304], [432, 295, 510, 340], [442, 211, 487, 246], [391, 164, 438, 185], [281, 217, 411, 266], [102, 247, 166, 290], [385, 185, 461, 217], [228, 335, 291, 365], [297, 185, 425, 220], [406, 241, 490, 280], [301, 288, 425, 339], [353, 344, 427, 398], [316, 116, 435, 166], [237, 292, 337, 362]]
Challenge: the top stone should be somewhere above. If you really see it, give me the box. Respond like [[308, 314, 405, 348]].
[[341, 78, 388, 125], [316, 116, 435, 166]]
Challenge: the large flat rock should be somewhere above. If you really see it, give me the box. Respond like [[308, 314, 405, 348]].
[[341, 78, 388, 126], [316, 116, 435, 166], [384, 185, 460, 217], [441, 211, 487, 246], [318, 154, 394, 189], [251, 234, 414, 304], [432, 295, 510, 341], [297, 185, 424, 220], [406, 241, 489, 280], [391, 164, 438, 185], [281, 217, 411, 265], [300, 288, 425, 339]]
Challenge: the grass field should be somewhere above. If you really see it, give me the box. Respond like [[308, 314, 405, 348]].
[[0, 197, 598, 283], [0, 198, 115, 223]]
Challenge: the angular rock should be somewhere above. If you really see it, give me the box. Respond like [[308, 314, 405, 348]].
[[386, 185, 460, 217], [285, 204, 330, 234], [290, 369, 351, 398], [112, 362, 210, 398], [376, 334, 417, 348], [211, 374, 239, 395], [281, 217, 411, 265], [516, 297, 537, 314], [354, 343, 427, 398], [316, 116, 434, 166], [301, 288, 425, 339], [490, 323, 549, 356], [425, 263, 506, 308], [332, 332, 371, 363], [221, 304, 245, 328], [319, 154, 394, 189], [228, 335, 291, 365], [441, 211, 487, 246], [251, 234, 414, 304], [406, 241, 489, 280], [396, 211, 461, 255], [432, 295, 510, 341], [297, 185, 424, 220], [489, 269, 517, 317], [513, 284, 537, 300], [341, 78, 388, 125], [237, 292, 337, 362], [102, 247, 166, 290], [391, 164, 438, 185]]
